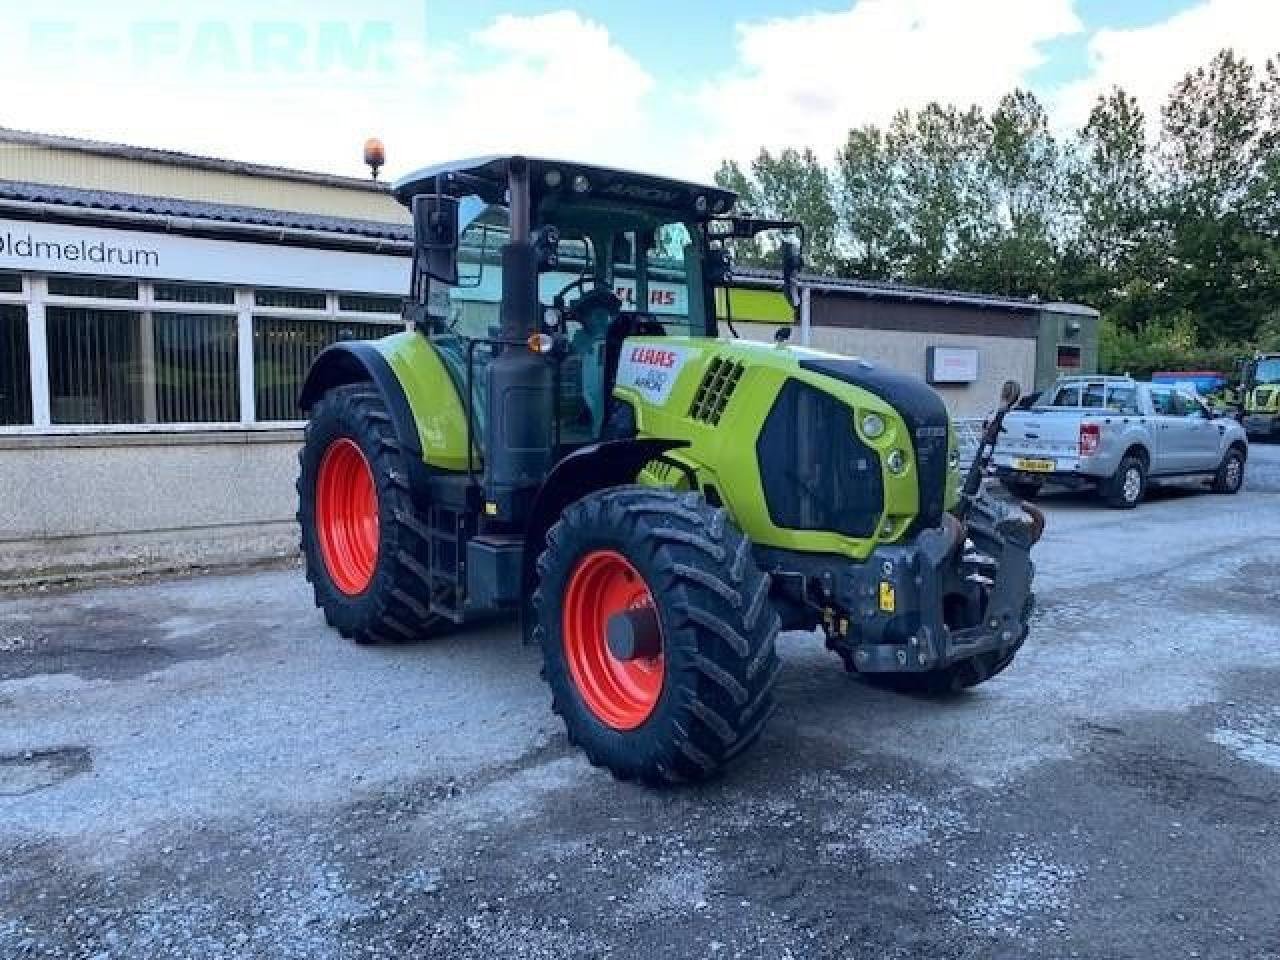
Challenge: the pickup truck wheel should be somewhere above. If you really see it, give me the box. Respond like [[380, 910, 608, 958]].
[[1103, 455, 1146, 509], [1212, 448, 1245, 494]]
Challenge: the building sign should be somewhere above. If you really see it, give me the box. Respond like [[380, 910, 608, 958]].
[[0, 218, 410, 294], [926, 346, 980, 384]]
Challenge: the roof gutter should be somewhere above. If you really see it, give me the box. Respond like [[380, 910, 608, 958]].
[[0, 199, 413, 256], [734, 270, 1098, 316]]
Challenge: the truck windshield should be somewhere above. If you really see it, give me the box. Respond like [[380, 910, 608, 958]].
[[1256, 358, 1280, 383]]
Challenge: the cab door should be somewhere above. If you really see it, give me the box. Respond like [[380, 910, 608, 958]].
[[1147, 386, 1186, 474], [1174, 390, 1222, 471]]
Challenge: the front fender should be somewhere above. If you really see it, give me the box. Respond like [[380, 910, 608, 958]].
[[520, 437, 688, 639]]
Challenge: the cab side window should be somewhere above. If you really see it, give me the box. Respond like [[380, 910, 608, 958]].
[[1149, 387, 1176, 415], [1106, 386, 1139, 414], [1173, 391, 1205, 418], [1051, 384, 1081, 406]]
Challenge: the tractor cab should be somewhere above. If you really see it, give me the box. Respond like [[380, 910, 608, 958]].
[[392, 156, 801, 454]]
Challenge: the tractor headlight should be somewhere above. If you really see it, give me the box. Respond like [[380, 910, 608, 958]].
[[694, 194, 709, 213], [949, 448, 961, 471], [861, 413, 885, 439], [886, 449, 908, 475], [572, 174, 591, 194]]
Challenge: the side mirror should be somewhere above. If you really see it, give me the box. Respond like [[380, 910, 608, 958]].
[[781, 239, 803, 309], [999, 379, 1023, 411], [412, 193, 460, 285]]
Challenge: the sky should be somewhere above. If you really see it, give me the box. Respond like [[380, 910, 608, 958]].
[[0, 0, 1276, 185]]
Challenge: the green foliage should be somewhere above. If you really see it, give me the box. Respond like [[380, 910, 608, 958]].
[[1099, 316, 1247, 380], [720, 46, 1280, 351]]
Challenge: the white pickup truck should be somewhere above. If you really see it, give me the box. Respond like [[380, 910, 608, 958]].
[[992, 376, 1249, 508]]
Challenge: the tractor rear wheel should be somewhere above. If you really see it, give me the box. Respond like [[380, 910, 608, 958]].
[[298, 384, 442, 644], [533, 486, 781, 785]]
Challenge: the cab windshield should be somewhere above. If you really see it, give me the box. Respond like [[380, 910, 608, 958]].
[[426, 205, 709, 448], [1256, 358, 1280, 383]]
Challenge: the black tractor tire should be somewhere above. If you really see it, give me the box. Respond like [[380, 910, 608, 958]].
[[862, 594, 1034, 695], [1002, 478, 1042, 501], [297, 384, 442, 644], [533, 486, 781, 785], [1211, 446, 1246, 494], [1102, 454, 1147, 509]]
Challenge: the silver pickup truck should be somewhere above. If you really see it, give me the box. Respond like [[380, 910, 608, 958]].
[[992, 376, 1249, 508]]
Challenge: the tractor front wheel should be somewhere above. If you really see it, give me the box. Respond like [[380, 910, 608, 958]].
[[298, 384, 442, 644], [533, 487, 781, 784]]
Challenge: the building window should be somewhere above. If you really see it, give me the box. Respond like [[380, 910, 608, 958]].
[[1057, 344, 1082, 369], [338, 293, 403, 314], [45, 306, 239, 425], [46, 307, 147, 424], [47, 276, 140, 300], [153, 313, 240, 423], [0, 272, 22, 294], [253, 316, 395, 422], [255, 289, 327, 311], [154, 282, 236, 305], [1, 305, 31, 425]]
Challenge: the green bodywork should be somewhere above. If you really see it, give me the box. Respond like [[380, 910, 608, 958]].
[[617, 336, 957, 560], [375, 331, 473, 473], [374, 328, 958, 563]]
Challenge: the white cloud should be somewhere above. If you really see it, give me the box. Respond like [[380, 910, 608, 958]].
[[689, 0, 1083, 171], [416, 11, 657, 168], [1054, 0, 1280, 132], [0, 8, 665, 182]]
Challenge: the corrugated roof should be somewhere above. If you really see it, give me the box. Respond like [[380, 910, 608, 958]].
[[734, 266, 1098, 316], [0, 126, 389, 193], [0, 179, 411, 242]]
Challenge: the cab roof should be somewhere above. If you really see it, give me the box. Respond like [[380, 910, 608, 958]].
[[392, 155, 737, 220]]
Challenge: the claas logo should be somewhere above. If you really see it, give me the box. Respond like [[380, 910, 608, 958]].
[[615, 287, 677, 307], [629, 346, 678, 367]]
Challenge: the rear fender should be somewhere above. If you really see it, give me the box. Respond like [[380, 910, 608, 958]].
[[299, 341, 423, 460]]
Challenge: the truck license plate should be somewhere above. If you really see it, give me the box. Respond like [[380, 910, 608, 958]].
[[1014, 458, 1055, 473]]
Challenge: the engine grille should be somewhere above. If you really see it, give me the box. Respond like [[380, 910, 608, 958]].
[[797, 355, 950, 535], [756, 379, 884, 539], [688, 357, 745, 425]]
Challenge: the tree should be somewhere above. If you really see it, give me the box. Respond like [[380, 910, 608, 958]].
[[1062, 87, 1157, 326], [713, 159, 766, 266], [713, 150, 839, 271], [1158, 49, 1278, 343], [834, 125, 905, 280], [972, 89, 1064, 297], [888, 104, 992, 286]]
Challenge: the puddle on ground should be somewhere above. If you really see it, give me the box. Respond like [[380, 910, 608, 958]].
[[0, 747, 92, 797]]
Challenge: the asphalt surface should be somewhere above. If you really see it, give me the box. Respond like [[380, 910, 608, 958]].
[[2, 446, 1279, 959]]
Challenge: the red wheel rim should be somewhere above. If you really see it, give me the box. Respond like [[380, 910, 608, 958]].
[[316, 438, 379, 595], [563, 550, 664, 730]]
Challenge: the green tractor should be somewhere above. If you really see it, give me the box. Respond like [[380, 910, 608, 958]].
[[1239, 353, 1280, 441], [297, 155, 1042, 784]]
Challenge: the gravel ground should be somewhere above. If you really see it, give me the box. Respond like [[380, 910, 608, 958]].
[[2, 455, 1279, 959]]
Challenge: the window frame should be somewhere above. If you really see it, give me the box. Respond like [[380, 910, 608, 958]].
[[0, 275, 403, 436]]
